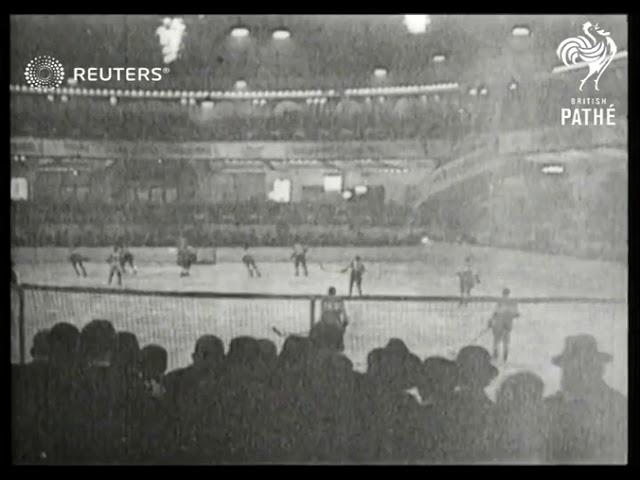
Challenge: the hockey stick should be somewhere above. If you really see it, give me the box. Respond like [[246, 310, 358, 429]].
[[271, 326, 309, 338], [446, 325, 491, 357]]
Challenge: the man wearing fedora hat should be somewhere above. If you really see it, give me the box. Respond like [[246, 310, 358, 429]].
[[545, 335, 626, 463], [447, 345, 499, 461]]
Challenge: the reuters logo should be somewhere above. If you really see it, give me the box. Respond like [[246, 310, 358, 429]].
[[24, 56, 65, 90]]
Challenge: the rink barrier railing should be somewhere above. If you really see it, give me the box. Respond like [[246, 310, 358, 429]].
[[10, 282, 627, 365]]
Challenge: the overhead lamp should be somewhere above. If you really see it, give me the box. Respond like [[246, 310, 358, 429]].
[[273, 28, 291, 40], [374, 67, 388, 78], [231, 26, 250, 38], [404, 15, 431, 34], [512, 26, 531, 37]]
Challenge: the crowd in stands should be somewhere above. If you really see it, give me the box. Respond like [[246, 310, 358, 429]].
[[11, 200, 422, 248], [11, 94, 477, 143], [12, 318, 627, 464]]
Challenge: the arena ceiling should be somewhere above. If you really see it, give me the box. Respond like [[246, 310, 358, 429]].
[[10, 15, 628, 92]]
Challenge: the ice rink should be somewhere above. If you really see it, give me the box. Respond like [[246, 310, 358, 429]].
[[11, 243, 628, 398]]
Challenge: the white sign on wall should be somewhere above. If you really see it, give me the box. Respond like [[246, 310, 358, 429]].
[[268, 178, 292, 203], [323, 174, 343, 192], [11, 177, 28, 200]]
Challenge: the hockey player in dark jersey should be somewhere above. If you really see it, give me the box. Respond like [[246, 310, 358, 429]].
[[178, 242, 196, 277], [291, 242, 309, 277], [120, 244, 137, 275], [457, 256, 480, 306], [342, 256, 365, 297], [68, 245, 88, 278], [107, 245, 123, 287], [242, 244, 261, 278], [487, 288, 520, 361], [310, 286, 349, 352]]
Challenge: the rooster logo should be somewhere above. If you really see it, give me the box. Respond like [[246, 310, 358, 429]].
[[557, 21, 617, 91]]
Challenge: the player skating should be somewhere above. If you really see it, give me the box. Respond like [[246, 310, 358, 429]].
[[242, 244, 261, 278], [487, 288, 520, 362], [310, 286, 350, 352], [341, 255, 365, 297], [120, 244, 137, 275], [107, 245, 123, 287], [68, 244, 88, 278], [291, 241, 309, 277], [178, 241, 196, 277], [456, 256, 480, 306]]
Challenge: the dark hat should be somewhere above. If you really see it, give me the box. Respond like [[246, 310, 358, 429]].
[[257, 338, 277, 359], [502, 288, 511, 296], [114, 331, 140, 365], [228, 336, 260, 366], [194, 335, 224, 360], [423, 356, 458, 382], [456, 345, 498, 383], [496, 371, 545, 407], [279, 335, 311, 368], [385, 338, 410, 356], [31, 329, 51, 358], [80, 319, 117, 359], [552, 334, 612, 367], [140, 344, 168, 377], [49, 322, 80, 360]]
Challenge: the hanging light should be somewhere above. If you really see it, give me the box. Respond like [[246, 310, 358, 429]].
[[374, 67, 388, 78], [231, 26, 250, 38], [403, 15, 431, 34], [272, 28, 291, 40]]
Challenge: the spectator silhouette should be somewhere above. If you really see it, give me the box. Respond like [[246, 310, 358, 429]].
[[410, 357, 461, 462], [270, 335, 315, 462], [490, 371, 548, 462], [48, 322, 80, 368], [545, 335, 627, 463], [256, 338, 278, 376], [448, 345, 499, 462], [212, 336, 267, 462], [306, 351, 357, 462], [165, 335, 225, 452], [29, 330, 50, 364], [362, 342, 422, 461], [13, 329, 51, 463], [112, 331, 143, 460], [74, 319, 120, 463], [138, 344, 171, 461]]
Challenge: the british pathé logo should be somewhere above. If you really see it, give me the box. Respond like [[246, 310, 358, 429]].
[[556, 21, 618, 126], [556, 21, 617, 92]]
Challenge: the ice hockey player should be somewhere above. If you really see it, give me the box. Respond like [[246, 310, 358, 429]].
[[310, 286, 350, 352], [457, 256, 480, 306], [487, 288, 520, 362], [342, 255, 366, 297], [242, 244, 262, 278], [291, 241, 309, 277]]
